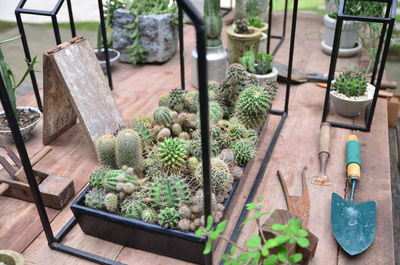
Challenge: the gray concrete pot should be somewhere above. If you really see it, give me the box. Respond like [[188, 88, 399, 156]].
[[0, 250, 24, 265], [330, 83, 375, 117], [323, 14, 359, 48], [252, 66, 279, 87], [0, 106, 41, 141]]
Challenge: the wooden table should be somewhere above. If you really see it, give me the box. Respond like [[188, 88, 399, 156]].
[[0, 12, 394, 265]]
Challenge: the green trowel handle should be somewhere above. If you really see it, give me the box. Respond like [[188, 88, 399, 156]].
[[346, 135, 361, 181]]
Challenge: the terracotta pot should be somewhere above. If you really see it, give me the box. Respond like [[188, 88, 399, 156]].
[[226, 26, 262, 64]]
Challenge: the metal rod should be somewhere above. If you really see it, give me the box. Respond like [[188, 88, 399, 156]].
[[0, 72, 54, 244], [328, 121, 368, 131], [66, 0, 76, 38], [349, 179, 356, 206], [267, 0, 273, 54], [271, 37, 284, 56], [15, 8, 52, 16], [49, 243, 126, 265], [282, 0, 288, 37], [51, 0, 66, 16], [54, 216, 78, 243], [51, 15, 62, 44], [98, 0, 113, 90], [14, 12, 43, 111], [178, 2, 185, 91]]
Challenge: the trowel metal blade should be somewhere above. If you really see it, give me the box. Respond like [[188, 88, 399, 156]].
[[331, 193, 376, 256]]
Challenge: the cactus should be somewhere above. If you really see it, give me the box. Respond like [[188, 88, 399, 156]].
[[183, 93, 199, 113], [133, 122, 151, 148], [168, 88, 185, 112], [157, 138, 188, 172], [89, 168, 111, 188], [149, 176, 191, 209], [187, 156, 199, 173], [95, 135, 117, 168], [235, 86, 271, 129], [208, 81, 220, 92], [157, 127, 171, 142], [85, 188, 106, 210], [220, 148, 235, 164], [104, 192, 119, 213], [203, 101, 224, 124], [178, 131, 190, 140], [141, 208, 157, 223], [171, 123, 182, 136], [159, 94, 169, 107], [192, 137, 220, 159], [230, 165, 243, 180], [234, 0, 248, 33], [227, 122, 247, 140], [132, 115, 152, 128], [231, 139, 256, 165], [115, 129, 142, 169], [178, 205, 192, 219], [191, 189, 224, 218], [195, 157, 233, 197], [103, 170, 137, 193], [332, 71, 368, 97], [178, 139, 191, 155], [246, 129, 258, 146], [264, 80, 278, 100], [177, 218, 191, 231], [121, 194, 147, 219], [153, 106, 172, 126], [158, 207, 180, 229], [177, 112, 198, 131]]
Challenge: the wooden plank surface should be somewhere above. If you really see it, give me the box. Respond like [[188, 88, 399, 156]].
[[0, 11, 393, 265]]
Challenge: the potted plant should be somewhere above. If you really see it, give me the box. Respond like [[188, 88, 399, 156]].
[[107, 0, 178, 64], [0, 36, 40, 141], [0, 250, 24, 265], [239, 46, 278, 86], [93, 25, 120, 73], [247, 0, 268, 53], [191, 0, 227, 87], [330, 71, 375, 117], [226, 0, 262, 64]]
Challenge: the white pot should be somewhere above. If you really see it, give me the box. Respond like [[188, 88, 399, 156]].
[[252, 67, 279, 87], [258, 32, 267, 54], [93, 48, 120, 73], [323, 14, 359, 48], [0, 106, 42, 141], [330, 82, 375, 117]]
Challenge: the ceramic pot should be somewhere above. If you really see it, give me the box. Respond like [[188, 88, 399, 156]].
[[226, 26, 262, 64], [258, 32, 267, 54], [0, 250, 24, 265], [191, 44, 227, 88], [93, 48, 120, 73], [0, 106, 41, 141], [323, 14, 360, 48], [330, 82, 375, 117], [251, 66, 279, 87]]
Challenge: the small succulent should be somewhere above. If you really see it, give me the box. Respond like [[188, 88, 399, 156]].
[[159, 94, 169, 107], [104, 192, 119, 213], [103, 170, 137, 194], [141, 208, 157, 223], [95, 135, 117, 169], [157, 138, 188, 172], [158, 207, 180, 229], [168, 88, 185, 112], [231, 139, 256, 165], [153, 106, 172, 126], [121, 194, 148, 219], [227, 122, 247, 141], [115, 129, 142, 169], [332, 71, 368, 97], [85, 188, 106, 210], [89, 168, 111, 188], [191, 137, 220, 160], [149, 176, 191, 209]]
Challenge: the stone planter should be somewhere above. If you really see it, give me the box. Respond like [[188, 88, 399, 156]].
[[330, 82, 375, 117], [252, 66, 279, 87], [0, 250, 24, 265], [0, 106, 41, 141], [112, 9, 178, 63], [191, 44, 228, 88], [226, 26, 262, 64], [93, 48, 120, 73]]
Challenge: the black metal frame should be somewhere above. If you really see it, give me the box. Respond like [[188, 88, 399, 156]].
[[321, 0, 397, 132], [0, 0, 298, 264], [15, 0, 113, 112], [267, 0, 289, 56]]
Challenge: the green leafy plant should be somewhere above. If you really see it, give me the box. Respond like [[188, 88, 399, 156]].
[[332, 71, 368, 97], [196, 197, 310, 265], [239, 47, 274, 75], [248, 16, 265, 28], [239, 47, 256, 74], [0, 36, 37, 117]]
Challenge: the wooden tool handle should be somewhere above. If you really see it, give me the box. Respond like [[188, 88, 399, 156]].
[[346, 135, 361, 181], [14, 146, 52, 183], [319, 122, 331, 155], [380, 80, 398, 90]]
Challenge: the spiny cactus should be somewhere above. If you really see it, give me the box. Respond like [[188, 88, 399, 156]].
[[121, 194, 148, 219], [227, 122, 247, 141], [149, 176, 191, 209], [178, 139, 191, 155], [188, 156, 199, 174], [158, 207, 180, 229], [178, 131, 190, 140], [246, 129, 258, 146], [178, 205, 192, 219], [183, 93, 199, 113], [264, 80, 278, 100], [191, 189, 224, 220], [115, 129, 142, 169], [159, 94, 169, 107], [89, 168, 111, 188], [231, 139, 256, 165], [104, 192, 119, 213], [191, 137, 220, 160], [141, 208, 157, 223], [199, 101, 223, 124], [95, 135, 117, 168], [103, 170, 137, 194], [177, 112, 198, 131], [195, 157, 233, 198], [230, 165, 243, 180], [157, 127, 171, 142], [235, 86, 271, 129], [171, 123, 182, 136], [132, 123, 151, 148], [208, 81, 220, 92], [132, 115, 152, 128], [85, 188, 106, 210], [177, 218, 191, 231], [220, 148, 235, 164], [157, 138, 188, 172], [332, 71, 368, 97], [168, 88, 185, 112], [153, 106, 172, 126]]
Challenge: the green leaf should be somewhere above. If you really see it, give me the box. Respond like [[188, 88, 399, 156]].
[[246, 203, 257, 210], [296, 229, 308, 237], [257, 196, 264, 202], [263, 254, 278, 265], [238, 253, 250, 263], [289, 218, 302, 232], [261, 244, 269, 256], [195, 229, 204, 237], [241, 216, 256, 226], [289, 253, 303, 264], [205, 216, 213, 231], [209, 231, 219, 240], [203, 239, 212, 254], [221, 253, 228, 260], [246, 235, 262, 248], [277, 246, 288, 263], [296, 237, 310, 248], [216, 220, 227, 233], [271, 224, 287, 231], [247, 250, 261, 262], [274, 234, 290, 245], [230, 245, 237, 256], [289, 238, 296, 244], [265, 239, 278, 249]]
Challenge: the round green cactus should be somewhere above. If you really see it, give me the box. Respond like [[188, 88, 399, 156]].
[[149, 176, 191, 209], [191, 137, 220, 160], [235, 86, 271, 129], [89, 168, 111, 188], [220, 148, 235, 165], [264, 80, 278, 100], [115, 129, 142, 169], [231, 139, 256, 165], [103, 170, 137, 193], [227, 122, 247, 141], [332, 71, 368, 97], [132, 115, 152, 128], [168, 88, 185, 112], [246, 129, 258, 146], [187, 156, 199, 174], [158, 207, 180, 229], [141, 208, 157, 223], [85, 188, 106, 210], [104, 192, 119, 213], [153, 106, 172, 126], [159, 94, 169, 107], [157, 138, 188, 172], [95, 134, 117, 169], [132, 122, 151, 148], [121, 194, 148, 219], [195, 157, 233, 197]]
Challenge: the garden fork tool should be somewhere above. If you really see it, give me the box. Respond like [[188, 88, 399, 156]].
[[331, 135, 376, 256], [312, 122, 332, 185]]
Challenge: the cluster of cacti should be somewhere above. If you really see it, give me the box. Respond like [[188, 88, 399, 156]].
[[264, 80, 278, 100], [87, 65, 273, 232], [332, 71, 368, 97], [235, 86, 271, 129]]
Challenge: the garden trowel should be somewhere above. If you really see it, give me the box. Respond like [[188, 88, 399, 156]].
[[331, 135, 376, 256]]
